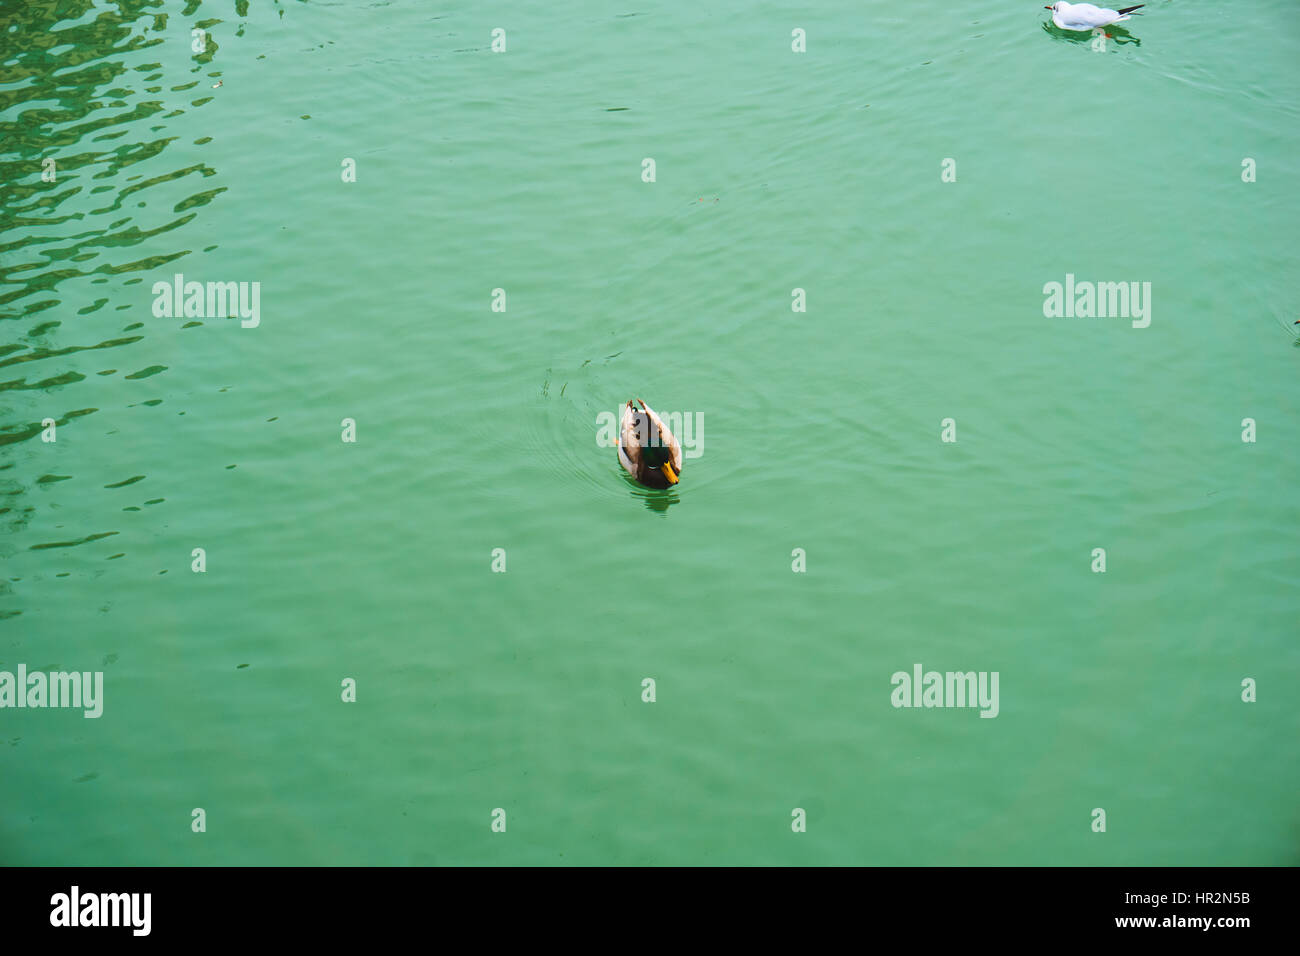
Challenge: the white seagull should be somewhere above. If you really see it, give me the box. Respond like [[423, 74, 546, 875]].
[[1045, 2, 1144, 31]]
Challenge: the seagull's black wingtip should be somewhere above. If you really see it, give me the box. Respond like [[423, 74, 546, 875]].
[[1117, 4, 1145, 14]]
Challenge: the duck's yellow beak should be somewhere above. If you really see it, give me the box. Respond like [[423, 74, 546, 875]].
[[660, 461, 679, 485]]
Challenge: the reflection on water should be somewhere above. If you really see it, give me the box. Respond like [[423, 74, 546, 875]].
[[1041, 22, 1140, 46], [0, 1, 245, 565], [622, 473, 682, 514]]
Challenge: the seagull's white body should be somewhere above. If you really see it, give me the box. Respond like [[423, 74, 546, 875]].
[[1047, 2, 1138, 31]]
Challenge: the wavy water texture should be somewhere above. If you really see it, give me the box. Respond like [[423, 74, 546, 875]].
[[0, 0, 1297, 866]]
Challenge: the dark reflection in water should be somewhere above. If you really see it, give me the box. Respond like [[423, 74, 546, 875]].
[[1041, 22, 1140, 46], [621, 473, 683, 514], [0, 0, 248, 562], [638, 490, 681, 514]]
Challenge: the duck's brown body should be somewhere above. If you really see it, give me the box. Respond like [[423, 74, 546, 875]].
[[617, 399, 683, 488]]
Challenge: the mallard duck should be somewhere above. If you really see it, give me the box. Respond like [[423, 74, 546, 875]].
[[618, 398, 682, 488]]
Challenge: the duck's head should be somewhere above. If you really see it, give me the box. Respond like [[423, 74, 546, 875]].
[[640, 434, 679, 485]]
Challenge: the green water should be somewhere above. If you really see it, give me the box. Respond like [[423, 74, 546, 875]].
[[1, 0, 1296, 866]]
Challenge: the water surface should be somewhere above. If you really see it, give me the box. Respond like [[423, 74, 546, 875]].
[[1, 0, 1296, 865]]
